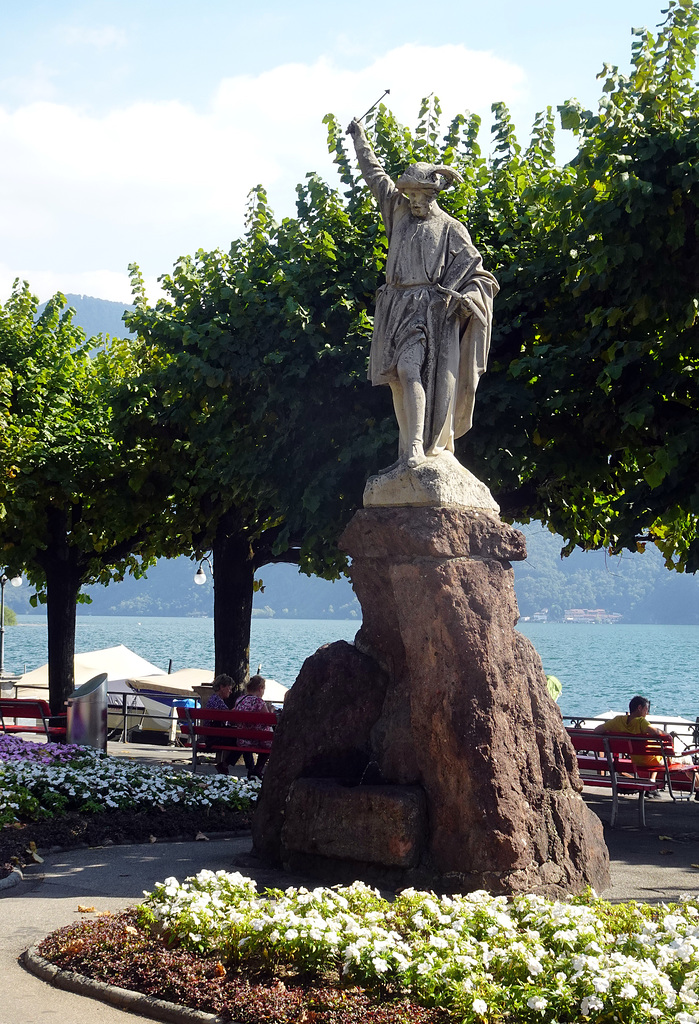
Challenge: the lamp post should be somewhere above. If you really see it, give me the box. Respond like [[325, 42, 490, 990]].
[[0, 572, 22, 677]]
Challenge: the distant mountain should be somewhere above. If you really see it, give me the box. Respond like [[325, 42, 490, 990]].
[[4, 556, 360, 620], [5, 531, 697, 623], [514, 523, 699, 624], [38, 293, 133, 339]]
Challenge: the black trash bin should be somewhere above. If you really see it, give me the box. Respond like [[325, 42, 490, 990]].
[[66, 672, 108, 751]]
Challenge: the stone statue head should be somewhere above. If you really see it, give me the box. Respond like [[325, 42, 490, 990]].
[[396, 163, 464, 218]]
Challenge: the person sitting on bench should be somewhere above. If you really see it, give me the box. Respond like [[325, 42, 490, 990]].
[[595, 696, 666, 794], [234, 675, 272, 780], [205, 674, 234, 774]]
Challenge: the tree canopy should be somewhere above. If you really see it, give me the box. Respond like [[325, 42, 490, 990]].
[[0, 282, 182, 711], [320, 0, 699, 571]]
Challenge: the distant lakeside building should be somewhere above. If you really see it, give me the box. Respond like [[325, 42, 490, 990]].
[[564, 608, 623, 624], [519, 608, 624, 623]]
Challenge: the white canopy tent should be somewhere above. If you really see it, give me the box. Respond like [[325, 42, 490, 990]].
[[13, 644, 165, 701], [126, 671, 288, 703], [127, 668, 214, 697], [258, 678, 289, 704]]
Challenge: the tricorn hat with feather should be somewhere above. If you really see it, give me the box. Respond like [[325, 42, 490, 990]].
[[395, 162, 464, 193]]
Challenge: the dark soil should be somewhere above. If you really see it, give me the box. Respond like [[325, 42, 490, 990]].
[[1, 805, 252, 876], [38, 911, 450, 1023]]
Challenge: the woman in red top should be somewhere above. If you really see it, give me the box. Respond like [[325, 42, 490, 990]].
[[234, 675, 272, 779]]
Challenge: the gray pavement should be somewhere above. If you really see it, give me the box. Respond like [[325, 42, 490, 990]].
[[3, 741, 699, 1023]]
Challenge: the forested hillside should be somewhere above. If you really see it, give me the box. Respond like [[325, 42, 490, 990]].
[[38, 294, 133, 339], [4, 526, 697, 623], [515, 525, 699, 624]]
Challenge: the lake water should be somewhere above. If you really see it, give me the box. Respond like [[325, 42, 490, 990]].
[[6, 617, 699, 722]]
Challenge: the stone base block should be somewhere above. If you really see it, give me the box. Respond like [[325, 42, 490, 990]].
[[363, 451, 499, 511], [254, 507, 611, 897], [281, 779, 427, 868]]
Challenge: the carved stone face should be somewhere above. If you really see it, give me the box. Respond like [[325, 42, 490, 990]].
[[404, 189, 436, 219]]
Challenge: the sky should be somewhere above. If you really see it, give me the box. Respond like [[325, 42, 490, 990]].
[[0, 0, 676, 305]]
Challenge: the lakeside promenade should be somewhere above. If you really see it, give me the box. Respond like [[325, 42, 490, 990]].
[[2, 742, 699, 1024]]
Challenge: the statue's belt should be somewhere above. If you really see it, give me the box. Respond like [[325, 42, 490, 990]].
[[380, 281, 434, 291]]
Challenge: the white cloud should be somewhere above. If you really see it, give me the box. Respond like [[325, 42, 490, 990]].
[[0, 44, 526, 301]]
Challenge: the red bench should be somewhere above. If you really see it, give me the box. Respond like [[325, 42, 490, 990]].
[[566, 728, 698, 827], [176, 706, 276, 770], [0, 698, 67, 743]]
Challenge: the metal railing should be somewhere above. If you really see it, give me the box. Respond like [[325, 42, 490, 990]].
[[9, 680, 200, 745]]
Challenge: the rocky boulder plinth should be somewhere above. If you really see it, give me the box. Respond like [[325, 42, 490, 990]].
[[253, 507, 609, 897]]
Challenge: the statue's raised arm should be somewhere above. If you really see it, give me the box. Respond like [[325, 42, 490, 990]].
[[347, 119, 499, 509], [346, 119, 400, 223]]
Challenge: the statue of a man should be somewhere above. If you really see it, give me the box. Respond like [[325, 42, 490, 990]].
[[347, 119, 499, 470]]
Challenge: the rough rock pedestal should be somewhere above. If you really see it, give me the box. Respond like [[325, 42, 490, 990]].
[[253, 506, 609, 897]]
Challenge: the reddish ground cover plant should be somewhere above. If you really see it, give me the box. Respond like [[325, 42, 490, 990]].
[[38, 911, 449, 1023]]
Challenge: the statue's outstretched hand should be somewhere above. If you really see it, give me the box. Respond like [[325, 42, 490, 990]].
[[346, 118, 364, 138]]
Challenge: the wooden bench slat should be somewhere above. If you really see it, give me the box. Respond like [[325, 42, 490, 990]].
[[0, 698, 67, 744]]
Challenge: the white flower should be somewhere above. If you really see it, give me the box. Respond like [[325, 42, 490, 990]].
[[619, 982, 638, 999], [284, 929, 298, 940], [527, 995, 548, 1010], [581, 995, 603, 1014], [372, 957, 389, 973], [472, 998, 488, 1014], [527, 956, 544, 976]]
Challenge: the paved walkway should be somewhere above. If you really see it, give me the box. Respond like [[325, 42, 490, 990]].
[[3, 742, 699, 1023]]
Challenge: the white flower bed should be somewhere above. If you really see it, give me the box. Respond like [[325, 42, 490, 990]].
[[0, 734, 259, 824], [140, 869, 699, 1023]]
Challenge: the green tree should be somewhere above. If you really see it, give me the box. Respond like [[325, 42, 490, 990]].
[[0, 282, 182, 714], [466, 0, 699, 570], [125, 179, 394, 687], [321, 2, 699, 572]]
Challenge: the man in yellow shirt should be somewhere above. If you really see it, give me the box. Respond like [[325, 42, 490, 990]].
[[595, 695, 665, 775]]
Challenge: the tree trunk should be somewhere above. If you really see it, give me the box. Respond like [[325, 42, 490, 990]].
[[43, 509, 82, 719], [212, 512, 255, 693]]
